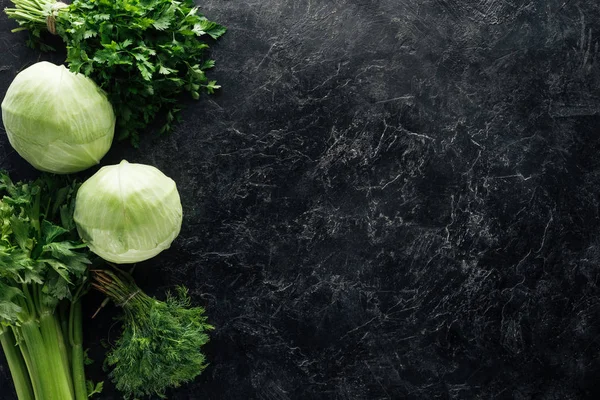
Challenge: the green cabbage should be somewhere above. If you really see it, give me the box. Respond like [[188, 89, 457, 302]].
[[1, 61, 115, 173], [74, 160, 183, 263]]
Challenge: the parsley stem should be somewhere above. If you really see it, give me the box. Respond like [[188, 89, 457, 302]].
[[4, 0, 50, 27], [5, 11, 45, 24]]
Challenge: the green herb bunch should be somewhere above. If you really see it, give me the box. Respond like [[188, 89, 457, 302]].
[[0, 171, 95, 400], [5, 0, 226, 146], [92, 268, 213, 399], [0, 172, 87, 310]]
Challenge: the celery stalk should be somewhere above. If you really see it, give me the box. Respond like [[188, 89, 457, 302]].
[[70, 299, 88, 400], [0, 327, 34, 400], [39, 312, 75, 399], [20, 320, 55, 400]]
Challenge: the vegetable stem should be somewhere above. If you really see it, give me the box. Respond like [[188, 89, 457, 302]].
[[4, 0, 52, 25], [0, 327, 35, 400], [70, 298, 88, 400], [20, 284, 36, 321], [16, 339, 43, 400], [39, 312, 75, 400], [59, 300, 73, 362], [20, 320, 54, 400]]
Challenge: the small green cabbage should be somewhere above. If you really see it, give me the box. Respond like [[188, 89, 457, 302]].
[[1, 61, 115, 174], [74, 160, 183, 264]]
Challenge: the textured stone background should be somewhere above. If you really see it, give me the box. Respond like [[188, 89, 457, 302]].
[[2, 0, 600, 399]]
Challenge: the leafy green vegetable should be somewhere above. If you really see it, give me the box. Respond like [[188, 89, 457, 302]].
[[92, 268, 213, 399], [74, 160, 183, 264], [86, 380, 104, 398], [0, 325, 34, 400], [5, 0, 226, 146], [0, 171, 93, 400], [1, 61, 116, 174]]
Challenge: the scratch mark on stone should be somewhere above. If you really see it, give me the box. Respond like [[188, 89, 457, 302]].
[[403, 129, 434, 141], [536, 211, 554, 254], [489, 173, 535, 181], [381, 173, 403, 190], [341, 316, 378, 339], [364, 360, 392, 399], [375, 95, 415, 104]]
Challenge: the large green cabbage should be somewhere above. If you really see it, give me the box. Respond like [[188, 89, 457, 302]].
[[1, 61, 115, 173], [74, 160, 183, 264]]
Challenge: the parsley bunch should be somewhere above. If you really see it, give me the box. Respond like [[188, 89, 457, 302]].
[[0, 172, 95, 400], [92, 268, 213, 399], [5, 0, 226, 145]]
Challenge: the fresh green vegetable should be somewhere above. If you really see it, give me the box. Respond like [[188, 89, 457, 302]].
[[92, 268, 212, 399], [5, 0, 226, 146], [1, 61, 115, 174], [74, 160, 183, 264], [0, 171, 95, 400], [1, 323, 34, 400]]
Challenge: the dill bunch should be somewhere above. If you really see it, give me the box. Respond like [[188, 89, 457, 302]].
[[92, 269, 213, 399]]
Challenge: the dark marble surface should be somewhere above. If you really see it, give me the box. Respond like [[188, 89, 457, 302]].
[[2, 0, 600, 399]]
